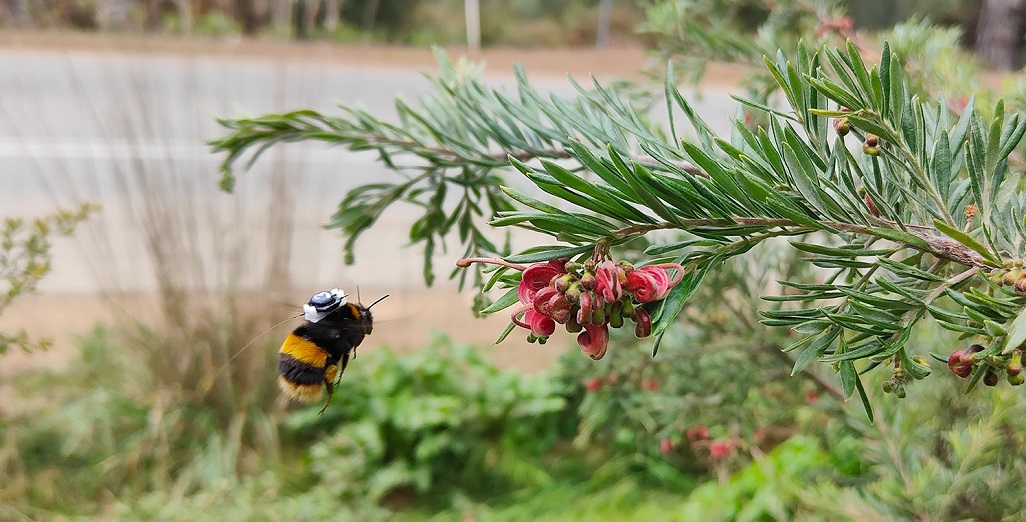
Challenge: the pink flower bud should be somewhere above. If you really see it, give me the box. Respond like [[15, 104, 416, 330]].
[[686, 426, 709, 441], [634, 307, 652, 338], [659, 438, 675, 454], [709, 439, 734, 459], [595, 260, 623, 303]]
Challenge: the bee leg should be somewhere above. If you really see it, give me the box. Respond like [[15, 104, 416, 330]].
[[338, 350, 351, 377], [318, 381, 334, 415]]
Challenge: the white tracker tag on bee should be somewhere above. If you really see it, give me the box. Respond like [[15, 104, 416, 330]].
[[303, 288, 347, 323]]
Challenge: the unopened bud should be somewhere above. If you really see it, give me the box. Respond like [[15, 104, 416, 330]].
[[984, 370, 999, 387], [554, 274, 575, 293], [634, 307, 652, 338], [609, 301, 624, 328], [577, 291, 593, 325], [1008, 349, 1022, 376], [621, 300, 635, 318], [960, 344, 984, 366], [991, 269, 1008, 285], [864, 193, 881, 217], [565, 315, 583, 334], [863, 134, 880, 156], [564, 283, 582, 304], [580, 272, 596, 290], [1003, 269, 1020, 286], [1015, 275, 1026, 294], [833, 116, 850, 136], [948, 349, 972, 378]]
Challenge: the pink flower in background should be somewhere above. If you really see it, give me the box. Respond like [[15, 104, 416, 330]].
[[709, 439, 735, 459], [659, 438, 676, 454], [686, 425, 710, 441]]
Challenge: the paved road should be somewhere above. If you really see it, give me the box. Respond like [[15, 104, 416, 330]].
[[0, 47, 738, 296]]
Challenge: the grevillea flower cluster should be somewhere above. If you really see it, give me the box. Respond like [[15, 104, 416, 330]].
[[509, 257, 685, 360], [948, 345, 1024, 387]]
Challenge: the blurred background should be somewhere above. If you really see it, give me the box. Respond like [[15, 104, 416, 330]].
[[3, 0, 1026, 520]]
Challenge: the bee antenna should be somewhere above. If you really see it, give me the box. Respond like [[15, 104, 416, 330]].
[[367, 294, 389, 309], [201, 312, 302, 395]]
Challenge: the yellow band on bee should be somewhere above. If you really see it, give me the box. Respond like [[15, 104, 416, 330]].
[[278, 377, 323, 402], [280, 333, 328, 366]]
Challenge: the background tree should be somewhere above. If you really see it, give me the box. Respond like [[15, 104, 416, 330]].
[[976, 0, 1026, 70]]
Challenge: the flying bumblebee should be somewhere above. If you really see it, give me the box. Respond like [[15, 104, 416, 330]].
[[277, 288, 388, 414]]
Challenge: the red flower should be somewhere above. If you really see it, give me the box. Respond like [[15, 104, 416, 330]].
[[625, 264, 684, 303], [594, 260, 623, 303], [517, 261, 565, 305], [659, 438, 676, 454], [523, 309, 555, 337], [709, 439, 734, 459], [584, 377, 603, 392], [686, 425, 709, 441], [533, 286, 572, 324], [577, 323, 609, 360], [642, 378, 660, 391]]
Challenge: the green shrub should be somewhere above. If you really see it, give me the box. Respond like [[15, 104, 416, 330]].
[[288, 335, 570, 507], [0, 323, 284, 516]]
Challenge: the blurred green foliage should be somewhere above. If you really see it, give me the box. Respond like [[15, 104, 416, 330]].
[[4, 313, 1026, 520], [0, 204, 94, 356]]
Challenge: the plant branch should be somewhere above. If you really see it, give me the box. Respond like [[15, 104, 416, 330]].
[[612, 218, 989, 268]]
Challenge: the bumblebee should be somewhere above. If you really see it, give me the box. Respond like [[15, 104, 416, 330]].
[[277, 289, 387, 413]]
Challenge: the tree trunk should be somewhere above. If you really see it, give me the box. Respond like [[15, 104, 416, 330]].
[[976, 0, 1026, 70], [145, 0, 161, 30], [362, 0, 379, 33], [8, 0, 31, 27], [294, 0, 318, 39], [271, 0, 294, 34], [324, 0, 340, 33], [173, 0, 193, 33], [596, 0, 612, 48], [236, 0, 259, 34]]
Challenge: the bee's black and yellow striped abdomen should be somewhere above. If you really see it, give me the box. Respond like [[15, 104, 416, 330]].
[[278, 333, 330, 402]]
